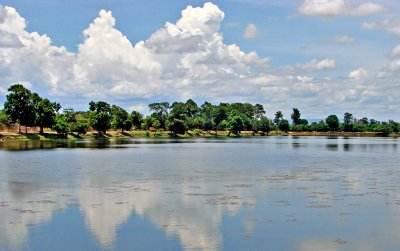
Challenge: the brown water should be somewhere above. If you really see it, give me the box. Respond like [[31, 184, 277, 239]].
[[0, 136, 399, 250]]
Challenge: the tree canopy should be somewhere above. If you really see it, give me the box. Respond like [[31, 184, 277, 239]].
[[2, 84, 399, 137]]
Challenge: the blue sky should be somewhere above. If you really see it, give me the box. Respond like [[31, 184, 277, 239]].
[[0, 0, 399, 120]]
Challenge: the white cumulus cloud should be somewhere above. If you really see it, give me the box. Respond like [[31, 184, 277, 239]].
[[299, 58, 336, 71], [349, 67, 368, 81], [363, 19, 400, 37], [298, 0, 386, 17], [243, 24, 258, 39], [0, 3, 269, 103]]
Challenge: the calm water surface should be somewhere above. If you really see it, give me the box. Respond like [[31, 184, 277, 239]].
[[0, 136, 399, 250]]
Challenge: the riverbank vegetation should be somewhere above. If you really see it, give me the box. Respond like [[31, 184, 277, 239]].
[[1, 84, 399, 139]]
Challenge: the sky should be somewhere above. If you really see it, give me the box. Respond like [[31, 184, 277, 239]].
[[0, 0, 399, 120]]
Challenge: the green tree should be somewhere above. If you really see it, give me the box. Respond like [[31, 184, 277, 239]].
[[111, 105, 129, 132], [148, 102, 169, 129], [4, 84, 36, 133], [130, 111, 144, 129], [253, 116, 271, 135], [185, 99, 199, 117], [168, 118, 187, 136], [53, 114, 70, 138], [168, 102, 189, 134], [142, 116, 160, 130], [0, 109, 11, 125], [63, 108, 77, 123], [191, 116, 205, 129], [89, 101, 112, 134], [343, 112, 354, 132], [254, 104, 266, 119], [291, 108, 301, 125], [274, 111, 283, 125], [35, 98, 60, 134], [326, 115, 340, 131], [359, 117, 369, 125], [63, 108, 89, 136], [278, 119, 290, 132], [227, 111, 244, 135], [212, 105, 227, 134]]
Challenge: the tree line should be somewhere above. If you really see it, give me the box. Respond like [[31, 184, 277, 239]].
[[1, 84, 399, 137]]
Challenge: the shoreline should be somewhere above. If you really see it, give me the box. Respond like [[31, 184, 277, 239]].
[[0, 130, 398, 141]]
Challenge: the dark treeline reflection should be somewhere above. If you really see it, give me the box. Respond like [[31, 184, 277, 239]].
[[1, 136, 399, 153]]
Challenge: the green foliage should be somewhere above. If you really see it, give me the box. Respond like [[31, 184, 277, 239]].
[[185, 99, 199, 117], [299, 119, 308, 125], [326, 115, 340, 131], [219, 120, 228, 131], [2, 87, 400, 136], [253, 116, 271, 135], [343, 112, 354, 132], [191, 116, 205, 129], [0, 109, 11, 125], [254, 104, 266, 119], [227, 111, 244, 135], [63, 108, 77, 123], [111, 105, 129, 132], [89, 101, 111, 134], [4, 84, 37, 132], [63, 108, 89, 136], [278, 119, 290, 132], [309, 121, 328, 132], [168, 118, 187, 136], [212, 105, 227, 132], [71, 121, 89, 136], [130, 111, 144, 129], [123, 119, 133, 132], [148, 102, 169, 129], [291, 108, 301, 125], [142, 116, 160, 130], [36, 98, 60, 133], [274, 111, 283, 125], [53, 114, 70, 138]]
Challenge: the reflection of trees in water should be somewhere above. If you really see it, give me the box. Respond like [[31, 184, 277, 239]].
[[0, 164, 268, 250]]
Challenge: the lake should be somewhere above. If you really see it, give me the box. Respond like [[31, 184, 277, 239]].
[[0, 136, 399, 251]]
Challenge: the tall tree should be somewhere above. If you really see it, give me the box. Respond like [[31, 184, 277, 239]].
[[130, 111, 144, 129], [212, 105, 227, 134], [89, 101, 112, 134], [274, 111, 283, 125], [111, 105, 129, 132], [326, 115, 340, 131], [291, 108, 301, 125], [185, 99, 199, 117], [148, 102, 169, 129], [254, 104, 266, 119], [53, 114, 70, 138], [343, 112, 354, 132], [35, 98, 61, 134], [4, 84, 36, 133], [227, 111, 244, 135]]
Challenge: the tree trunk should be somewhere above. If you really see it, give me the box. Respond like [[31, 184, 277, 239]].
[[25, 126, 28, 134], [18, 124, 21, 133], [40, 126, 44, 134]]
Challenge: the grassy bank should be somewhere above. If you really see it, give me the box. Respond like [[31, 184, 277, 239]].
[[0, 130, 399, 141]]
